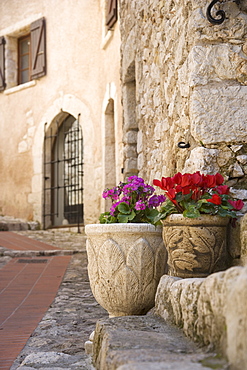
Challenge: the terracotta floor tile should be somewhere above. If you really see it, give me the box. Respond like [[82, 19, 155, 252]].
[[0, 231, 60, 251], [0, 232, 71, 369]]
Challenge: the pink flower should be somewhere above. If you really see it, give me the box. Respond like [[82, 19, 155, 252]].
[[215, 173, 224, 185], [228, 199, 244, 211], [216, 185, 229, 195]]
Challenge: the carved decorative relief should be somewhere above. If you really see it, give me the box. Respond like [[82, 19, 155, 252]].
[[162, 215, 229, 278], [85, 224, 167, 317]]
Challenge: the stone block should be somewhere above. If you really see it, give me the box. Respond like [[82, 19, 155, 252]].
[[125, 158, 138, 174], [92, 316, 212, 370], [183, 147, 219, 174], [155, 266, 247, 369], [84, 340, 93, 355], [229, 162, 244, 178], [124, 145, 137, 159], [124, 130, 138, 145], [190, 85, 247, 144], [240, 213, 247, 259], [180, 45, 241, 89], [225, 267, 247, 369]]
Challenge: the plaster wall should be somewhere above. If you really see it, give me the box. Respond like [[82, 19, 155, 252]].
[[0, 0, 122, 225]]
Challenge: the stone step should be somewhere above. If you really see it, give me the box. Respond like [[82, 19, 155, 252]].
[[0, 216, 39, 231], [90, 315, 228, 370]]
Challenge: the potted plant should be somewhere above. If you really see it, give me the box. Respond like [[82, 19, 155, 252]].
[[85, 176, 167, 317], [153, 171, 244, 278]]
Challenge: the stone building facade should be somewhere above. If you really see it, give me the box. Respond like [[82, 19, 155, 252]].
[[0, 0, 122, 227], [1, 0, 247, 232]]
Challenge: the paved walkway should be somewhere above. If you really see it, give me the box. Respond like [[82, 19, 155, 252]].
[[0, 227, 228, 370], [0, 232, 71, 369], [0, 229, 108, 370]]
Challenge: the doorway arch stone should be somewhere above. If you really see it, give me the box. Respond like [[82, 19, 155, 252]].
[[30, 94, 95, 226]]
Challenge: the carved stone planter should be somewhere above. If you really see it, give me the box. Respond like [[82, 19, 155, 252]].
[[85, 223, 167, 317], [162, 214, 229, 278]]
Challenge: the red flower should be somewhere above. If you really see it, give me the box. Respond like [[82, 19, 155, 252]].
[[175, 185, 182, 193], [167, 188, 176, 201], [216, 185, 229, 195], [207, 194, 222, 205], [181, 173, 192, 187], [191, 172, 204, 186], [153, 177, 174, 191], [172, 172, 182, 185], [215, 173, 224, 185], [228, 199, 244, 211], [191, 188, 201, 201], [204, 174, 217, 188], [181, 186, 191, 195]]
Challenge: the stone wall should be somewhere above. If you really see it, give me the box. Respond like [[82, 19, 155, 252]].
[[119, 0, 247, 201]]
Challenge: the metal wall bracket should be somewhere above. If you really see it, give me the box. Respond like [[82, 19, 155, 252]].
[[206, 0, 241, 25]]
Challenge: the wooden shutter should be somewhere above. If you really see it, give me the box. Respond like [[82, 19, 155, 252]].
[[30, 18, 46, 79], [0, 36, 6, 91], [106, 0, 118, 30]]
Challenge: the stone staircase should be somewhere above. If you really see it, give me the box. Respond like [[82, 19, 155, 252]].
[[88, 265, 247, 370]]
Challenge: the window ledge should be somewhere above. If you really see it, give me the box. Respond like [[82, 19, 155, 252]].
[[4, 80, 37, 95], [101, 30, 114, 50]]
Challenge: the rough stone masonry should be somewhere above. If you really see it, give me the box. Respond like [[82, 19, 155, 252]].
[[119, 0, 247, 199]]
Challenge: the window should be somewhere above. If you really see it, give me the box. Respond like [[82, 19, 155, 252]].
[[18, 35, 30, 84], [0, 17, 46, 90], [106, 0, 118, 30], [0, 36, 5, 91]]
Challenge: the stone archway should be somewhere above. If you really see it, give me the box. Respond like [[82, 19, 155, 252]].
[[30, 94, 95, 227]]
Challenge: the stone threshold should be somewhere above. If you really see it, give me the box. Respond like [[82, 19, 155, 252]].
[[0, 248, 85, 257], [0, 219, 39, 231]]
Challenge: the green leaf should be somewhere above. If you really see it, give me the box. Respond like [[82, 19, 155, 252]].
[[99, 212, 117, 224], [217, 208, 236, 218], [117, 214, 129, 223], [183, 200, 196, 210], [117, 202, 131, 214], [183, 208, 201, 218], [99, 212, 110, 223], [199, 205, 214, 214], [145, 208, 159, 225], [146, 208, 159, 218], [128, 210, 136, 221]]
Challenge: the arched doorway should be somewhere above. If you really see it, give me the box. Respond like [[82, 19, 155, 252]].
[[43, 114, 83, 229], [104, 98, 116, 211]]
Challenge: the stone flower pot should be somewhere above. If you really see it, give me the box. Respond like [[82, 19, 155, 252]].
[[162, 214, 229, 278], [85, 223, 167, 317]]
